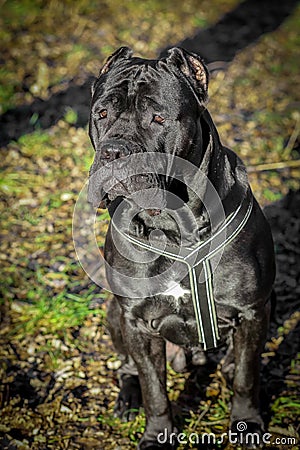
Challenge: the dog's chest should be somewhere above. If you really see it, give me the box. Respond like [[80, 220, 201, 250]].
[[161, 281, 191, 302]]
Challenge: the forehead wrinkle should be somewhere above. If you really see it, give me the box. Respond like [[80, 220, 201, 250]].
[[104, 62, 184, 112], [127, 66, 144, 98], [102, 64, 139, 94], [127, 64, 161, 99]]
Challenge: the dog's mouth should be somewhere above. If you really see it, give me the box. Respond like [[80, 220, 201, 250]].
[[89, 171, 166, 216], [87, 150, 179, 216], [110, 175, 166, 217]]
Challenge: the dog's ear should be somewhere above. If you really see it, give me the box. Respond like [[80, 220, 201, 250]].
[[166, 47, 209, 103], [99, 46, 133, 75], [91, 47, 133, 95]]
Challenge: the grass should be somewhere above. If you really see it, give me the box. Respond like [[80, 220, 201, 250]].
[[271, 395, 300, 426], [98, 412, 146, 445], [0, 124, 98, 339], [4, 284, 107, 336]]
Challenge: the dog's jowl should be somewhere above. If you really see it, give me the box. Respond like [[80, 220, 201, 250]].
[[87, 47, 275, 449]]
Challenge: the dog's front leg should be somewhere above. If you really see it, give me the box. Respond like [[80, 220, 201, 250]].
[[121, 312, 175, 450], [231, 304, 270, 438]]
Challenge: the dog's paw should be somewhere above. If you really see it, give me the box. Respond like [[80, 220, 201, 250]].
[[114, 375, 142, 421], [230, 420, 264, 448]]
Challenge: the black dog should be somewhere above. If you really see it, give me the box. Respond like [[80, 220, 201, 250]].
[[87, 47, 275, 449]]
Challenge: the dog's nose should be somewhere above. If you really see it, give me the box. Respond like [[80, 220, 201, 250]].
[[100, 142, 129, 162]]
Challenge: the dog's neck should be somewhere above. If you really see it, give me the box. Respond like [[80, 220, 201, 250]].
[[188, 109, 248, 219]]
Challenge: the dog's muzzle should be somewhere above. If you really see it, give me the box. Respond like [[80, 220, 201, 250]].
[[87, 144, 166, 214]]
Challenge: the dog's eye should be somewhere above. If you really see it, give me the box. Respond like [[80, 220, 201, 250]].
[[153, 115, 165, 125], [98, 109, 108, 119]]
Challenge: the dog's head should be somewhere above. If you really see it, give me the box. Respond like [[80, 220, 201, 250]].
[[88, 47, 209, 213]]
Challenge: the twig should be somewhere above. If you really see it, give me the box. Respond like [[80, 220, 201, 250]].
[[201, 419, 228, 425], [283, 114, 300, 157], [248, 159, 300, 173], [249, 114, 300, 172]]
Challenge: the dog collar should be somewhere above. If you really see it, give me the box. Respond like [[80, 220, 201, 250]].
[[112, 191, 253, 350]]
